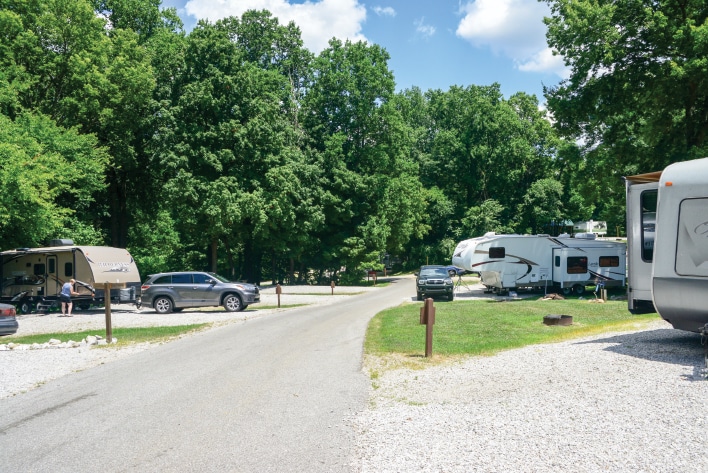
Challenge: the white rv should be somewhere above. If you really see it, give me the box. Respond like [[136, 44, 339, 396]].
[[626, 157, 708, 332], [452, 233, 626, 295], [0, 240, 141, 313]]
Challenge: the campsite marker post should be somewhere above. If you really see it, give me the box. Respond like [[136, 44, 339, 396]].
[[104, 282, 112, 342], [276, 284, 282, 308], [330, 280, 335, 295], [419, 298, 435, 357]]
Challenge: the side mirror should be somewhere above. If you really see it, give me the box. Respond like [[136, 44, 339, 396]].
[[205, 278, 216, 285]]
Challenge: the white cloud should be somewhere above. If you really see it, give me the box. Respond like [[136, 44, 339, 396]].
[[456, 0, 567, 77], [415, 17, 436, 39], [373, 6, 396, 17], [184, 0, 368, 53], [518, 47, 570, 79]]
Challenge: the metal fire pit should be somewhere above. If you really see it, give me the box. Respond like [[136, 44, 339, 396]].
[[543, 314, 573, 326]]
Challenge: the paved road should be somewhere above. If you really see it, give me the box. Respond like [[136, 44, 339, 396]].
[[0, 277, 413, 472]]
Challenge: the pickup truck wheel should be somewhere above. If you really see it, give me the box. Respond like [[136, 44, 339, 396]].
[[223, 294, 243, 312], [19, 302, 32, 314], [154, 296, 173, 314]]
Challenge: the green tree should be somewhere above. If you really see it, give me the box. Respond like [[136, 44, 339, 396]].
[[303, 39, 426, 276], [543, 0, 708, 169], [0, 113, 107, 248], [461, 199, 513, 238], [161, 17, 320, 282], [518, 178, 565, 234]]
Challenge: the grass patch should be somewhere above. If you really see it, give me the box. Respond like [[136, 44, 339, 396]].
[[2, 324, 210, 347], [364, 298, 659, 368]]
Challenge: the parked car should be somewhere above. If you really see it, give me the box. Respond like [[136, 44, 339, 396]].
[[139, 272, 260, 314], [0, 303, 19, 336], [415, 265, 455, 301]]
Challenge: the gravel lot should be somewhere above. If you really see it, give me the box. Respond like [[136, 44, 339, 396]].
[[354, 319, 708, 473], [3, 281, 707, 472]]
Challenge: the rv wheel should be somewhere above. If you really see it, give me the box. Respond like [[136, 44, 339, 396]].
[[573, 284, 585, 295]]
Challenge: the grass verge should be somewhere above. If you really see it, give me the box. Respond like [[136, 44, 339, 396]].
[[2, 324, 211, 347], [364, 298, 660, 371]]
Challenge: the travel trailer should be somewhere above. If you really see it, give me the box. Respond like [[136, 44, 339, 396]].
[[451, 233, 626, 295], [625, 157, 708, 332], [0, 240, 141, 313], [572, 220, 608, 236]]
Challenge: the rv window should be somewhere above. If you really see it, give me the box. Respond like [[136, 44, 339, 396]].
[[48, 259, 55, 274], [675, 198, 708, 277], [567, 257, 587, 274], [599, 256, 620, 267], [554, 256, 560, 267], [489, 247, 505, 259], [641, 190, 657, 262], [63, 262, 72, 277], [34, 264, 45, 276], [171, 274, 192, 284]]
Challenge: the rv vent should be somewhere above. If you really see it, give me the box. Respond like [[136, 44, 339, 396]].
[[50, 239, 74, 246]]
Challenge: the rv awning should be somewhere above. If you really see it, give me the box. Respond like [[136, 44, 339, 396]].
[[625, 170, 662, 183]]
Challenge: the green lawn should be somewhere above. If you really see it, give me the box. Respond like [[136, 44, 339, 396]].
[[365, 298, 659, 360]]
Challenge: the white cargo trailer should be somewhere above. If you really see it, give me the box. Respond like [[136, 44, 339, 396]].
[[0, 240, 141, 313], [625, 157, 708, 332], [451, 233, 626, 295]]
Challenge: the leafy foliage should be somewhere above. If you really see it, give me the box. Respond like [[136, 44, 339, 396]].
[[0, 2, 696, 283]]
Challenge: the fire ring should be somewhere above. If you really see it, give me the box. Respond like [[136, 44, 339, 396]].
[[543, 314, 573, 326]]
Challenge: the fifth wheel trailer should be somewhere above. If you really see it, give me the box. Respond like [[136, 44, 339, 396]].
[[625, 157, 708, 332], [451, 233, 626, 295], [0, 240, 141, 313]]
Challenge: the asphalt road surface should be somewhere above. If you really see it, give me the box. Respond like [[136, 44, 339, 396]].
[[0, 277, 413, 472]]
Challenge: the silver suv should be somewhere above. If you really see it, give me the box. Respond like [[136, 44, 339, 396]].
[[139, 272, 260, 314]]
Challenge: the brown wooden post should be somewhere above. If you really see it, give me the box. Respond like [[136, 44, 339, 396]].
[[419, 298, 435, 357], [276, 284, 282, 308], [330, 280, 335, 295], [104, 282, 112, 343]]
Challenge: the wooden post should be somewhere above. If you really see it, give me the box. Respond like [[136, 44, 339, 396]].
[[419, 298, 435, 357], [276, 284, 282, 308], [330, 280, 335, 295], [104, 282, 112, 343]]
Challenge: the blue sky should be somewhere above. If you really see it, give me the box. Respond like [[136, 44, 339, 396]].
[[159, 0, 569, 104]]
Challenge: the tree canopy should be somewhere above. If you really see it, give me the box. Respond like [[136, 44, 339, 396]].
[[1, 0, 699, 283]]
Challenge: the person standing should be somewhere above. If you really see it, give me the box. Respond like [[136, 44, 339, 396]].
[[60, 279, 79, 317]]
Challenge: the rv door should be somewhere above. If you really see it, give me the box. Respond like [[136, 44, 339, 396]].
[[626, 181, 658, 313]]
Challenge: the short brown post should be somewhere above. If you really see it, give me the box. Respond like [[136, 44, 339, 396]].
[[104, 282, 112, 343], [276, 284, 282, 308], [330, 280, 335, 295], [419, 298, 435, 357]]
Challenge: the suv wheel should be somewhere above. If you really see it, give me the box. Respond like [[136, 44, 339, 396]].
[[154, 296, 173, 314], [223, 294, 243, 312]]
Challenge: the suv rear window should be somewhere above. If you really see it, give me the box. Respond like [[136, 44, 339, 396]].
[[153, 275, 172, 284]]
